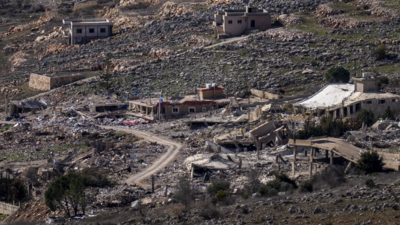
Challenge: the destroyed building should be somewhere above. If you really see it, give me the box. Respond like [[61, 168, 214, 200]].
[[213, 5, 271, 38], [294, 74, 400, 118], [128, 95, 221, 120], [9, 100, 47, 117], [62, 18, 113, 45]]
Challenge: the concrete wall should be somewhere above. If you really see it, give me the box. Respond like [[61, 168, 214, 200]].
[[29, 73, 84, 91], [223, 15, 248, 36], [199, 89, 224, 99], [222, 14, 271, 36], [251, 89, 279, 99], [247, 15, 271, 31], [355, 79, 377, 92], [0, 201, 19, 215]]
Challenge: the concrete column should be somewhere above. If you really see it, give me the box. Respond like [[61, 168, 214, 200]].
[[146, 107, 149, 115], [333, 110, 337, 119], [309, 162, 313, 177], [330, 151, 334, 165], [340, 106, 344, 118], [317, 109, 321, 117], [293, 146, 297, 162], [347, 106, 351, 117], [310, 148, 314, 163], [344, 162, 352, 174], [292, 161, 296, 176]]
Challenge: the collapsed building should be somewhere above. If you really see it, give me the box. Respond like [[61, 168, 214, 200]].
[[128, 96, 220, 120], [294, 74, 400, 118]]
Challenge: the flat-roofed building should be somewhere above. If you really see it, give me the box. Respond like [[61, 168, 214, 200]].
[[294, 73, 400, 118], [213, 6, 271, 38], [63, 18, 113, 45]]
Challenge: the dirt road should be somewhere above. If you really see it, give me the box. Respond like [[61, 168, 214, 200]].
[[100, 126, 182, 186]]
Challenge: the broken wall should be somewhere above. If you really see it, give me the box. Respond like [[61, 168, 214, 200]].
[[251, 89, 279, 99], [249, 121, 276, 137]]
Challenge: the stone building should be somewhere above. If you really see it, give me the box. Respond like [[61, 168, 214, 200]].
[[62, 18, 113, 45], [294, 73, 400, 118], [29, 73, 84, 91], [213, 6, 271, 38]]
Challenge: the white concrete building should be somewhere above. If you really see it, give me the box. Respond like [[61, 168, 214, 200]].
[[295, 74, 400, 118], [63, 18, 113, 45]]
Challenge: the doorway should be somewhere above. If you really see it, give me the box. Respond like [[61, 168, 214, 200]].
[[251, 20, 255, 28]]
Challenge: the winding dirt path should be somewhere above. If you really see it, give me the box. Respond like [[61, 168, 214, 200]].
[[100, 126, 182, 186]]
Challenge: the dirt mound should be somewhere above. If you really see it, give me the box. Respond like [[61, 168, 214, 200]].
[[183, 35, 213, 47], [277, 14, 304, 26], [8, 51, 29, 72], [157, 1, 195, 18], [356, 0, 399, 20], [316, 4, 345, 17], [319, 15, 371, 29]]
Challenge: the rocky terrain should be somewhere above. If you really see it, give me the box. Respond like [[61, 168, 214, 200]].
[[0, 0, 400, 224]]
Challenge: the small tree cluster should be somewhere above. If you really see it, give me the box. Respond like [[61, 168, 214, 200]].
[[0, 177, 26, 202], [45, 169, 110, 217], [325, 67, 350, 83], [172, 178, 195, 207], [258, 173, 297, 197], [356, 151, 385, 174], [377, 76, 389, 90], [356, 109, 375, 128], [378, 106, 396, 120], [207, 180, 230, 203]]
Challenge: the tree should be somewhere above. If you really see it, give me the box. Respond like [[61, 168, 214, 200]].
[[356, 109, 375, 128], [378, 106, 396, 120], [45, 172, 88, 217], [356, 151, 385, 174], [173, 178, 195, 207], [99, 57, 114, 94], [207, 180, 230, 196], [377, 76, 389, 90], [374, 45, 386, 61], [325, 66, 350, 83]]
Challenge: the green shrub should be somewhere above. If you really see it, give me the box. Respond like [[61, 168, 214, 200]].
[[356, 151, 385, 174], [215, 190, 228, 202], [378, 106, 396, 120], [374, 45, 386, 60], [365, 179, 375, 188], [299, 180, 313, 193], [207, 180, 230, 195], [242, 193, 249, 199], [356, 109, 375, 128], [325, 66, 350, 83], [377, 76, 389, 89]]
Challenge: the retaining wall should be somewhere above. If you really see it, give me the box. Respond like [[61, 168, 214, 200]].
[[29, 73, 84, 91], [0, 201, 19, 215]]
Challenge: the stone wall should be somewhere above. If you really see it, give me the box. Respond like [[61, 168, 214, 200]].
[[29, 73, 84, 91], [251, 89, 279, 99], [0, 201, 19, 215]]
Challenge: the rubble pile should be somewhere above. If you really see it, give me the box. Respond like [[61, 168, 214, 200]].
[[356, 0, 400, 20]]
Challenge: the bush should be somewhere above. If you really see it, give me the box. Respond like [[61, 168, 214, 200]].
[[299, 180, 313, 193], [173, 178, 195, 207], [207, 180, 230, 195], [199, 202, 219, 220], [215, 190, 228, 202], [356, 151, 385, 174], [377, 76, 389, 89], [325, 66, 350, 83], [365, 179, 375, 188], [378, 106, 396, 120], [258, 173, 297, 197], [374, 45, 386, 60], [356, 109, 375, 128]]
